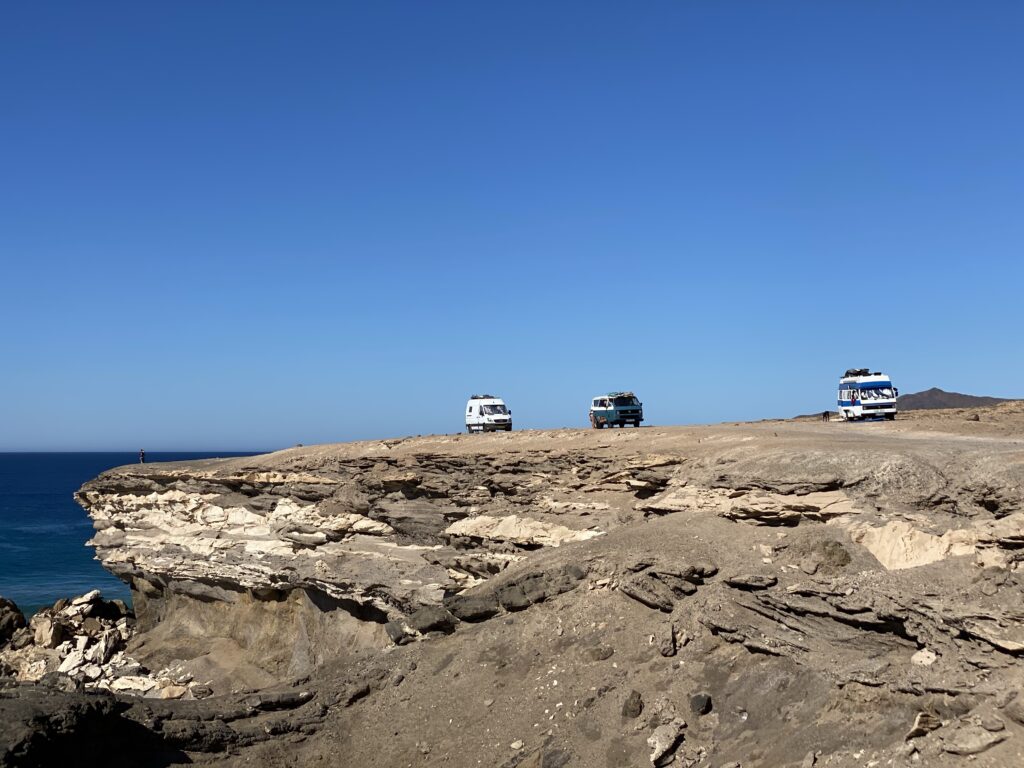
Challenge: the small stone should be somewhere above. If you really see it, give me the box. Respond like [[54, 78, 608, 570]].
[[392, 673, 405, 687], [79, 664, 103, 681], [510, 740, 524, 750], [109, 675, 158, 694], [71, 590, 102, 606], [689, 693, 712, 716], [911, 648, 937, 666], [724, 574, 777, 591], [190, 684, 214, 699], [647, 718, 686, 766], [799, 558, 819, 575], [622, 690, 644, 719], [585, 645, 614, 662], [905, 711, 942, 740], [81, 617, 103, 635], [384, 620, 414, 645], [979, 715, 1005, 732], [158, 684, 189, 699], [484, 699, 494, 707], [57, 649, 85, 674], [659, 622, 677, 658]]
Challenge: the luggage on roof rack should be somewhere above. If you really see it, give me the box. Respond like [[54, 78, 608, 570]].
[[843, 368, 870, 378]]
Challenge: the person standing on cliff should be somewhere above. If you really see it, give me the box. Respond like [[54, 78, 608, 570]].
[[139, 449, 146, 464]]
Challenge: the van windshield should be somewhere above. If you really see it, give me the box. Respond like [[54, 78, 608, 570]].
[[481, 404, 508, 415], [612, 396, 639, 406], [862, 388, 895, 400]]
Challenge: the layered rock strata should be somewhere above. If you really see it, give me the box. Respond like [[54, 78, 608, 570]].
[[2, 408, 1020, 765]]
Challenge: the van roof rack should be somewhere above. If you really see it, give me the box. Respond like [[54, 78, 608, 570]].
[[470, 394, 496, 400], [843, 368, 870, 378]]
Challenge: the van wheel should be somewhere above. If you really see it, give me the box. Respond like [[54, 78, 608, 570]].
[[505, 425, 512, 431]]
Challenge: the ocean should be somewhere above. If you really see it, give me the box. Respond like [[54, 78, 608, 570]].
[[0, 452, 259, 616]]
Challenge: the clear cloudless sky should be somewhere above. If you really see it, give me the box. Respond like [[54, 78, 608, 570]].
[[1, 1, 1022, 451]]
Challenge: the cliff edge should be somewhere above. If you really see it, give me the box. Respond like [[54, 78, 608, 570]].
[[4, 405, 1024, 767]]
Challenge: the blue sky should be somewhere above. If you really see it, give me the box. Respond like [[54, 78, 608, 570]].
[[1, 2, 1021, 450]]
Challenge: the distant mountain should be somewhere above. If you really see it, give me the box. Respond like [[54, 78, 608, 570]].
[[898, 387, 1017, 411]]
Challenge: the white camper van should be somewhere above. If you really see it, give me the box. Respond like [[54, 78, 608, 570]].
[[465, 395, 512, 433]]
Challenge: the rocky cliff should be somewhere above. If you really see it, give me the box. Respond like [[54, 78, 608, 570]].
[[4, 405, 1024, 767]]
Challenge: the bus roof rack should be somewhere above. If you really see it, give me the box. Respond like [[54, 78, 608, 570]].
[[843, 368, 870, 378]]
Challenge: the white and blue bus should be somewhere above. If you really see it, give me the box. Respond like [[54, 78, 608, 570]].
[[838, 369, 899, 421]]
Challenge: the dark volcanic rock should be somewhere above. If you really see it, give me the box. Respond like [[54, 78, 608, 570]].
[[621, 690, 644, 719], [496, 583, 531, 612], [407, 606, 458, 635], [689, 693, 712, 715], [444, 593, 500, 622], [0, 599, 26, 647], [0, 680, 182, 768]]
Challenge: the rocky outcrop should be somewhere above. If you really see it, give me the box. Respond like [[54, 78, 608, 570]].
[[0, 413, 1011, 766], [0, 600, 25, 648]]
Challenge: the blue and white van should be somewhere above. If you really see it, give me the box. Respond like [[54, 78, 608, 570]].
[[589, 392, 643, 428], [838, 369, 899, 421]]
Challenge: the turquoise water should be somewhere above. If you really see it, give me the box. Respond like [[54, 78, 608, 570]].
[[0, 452, 258, 615]]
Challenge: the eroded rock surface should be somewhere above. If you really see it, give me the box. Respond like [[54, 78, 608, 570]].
[[4, 402, 1024, 766]]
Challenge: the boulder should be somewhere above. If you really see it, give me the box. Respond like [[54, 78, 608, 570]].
[[445, 593, 500, 622], [406, 606, 458, 635], [0, 597, 26, 645]]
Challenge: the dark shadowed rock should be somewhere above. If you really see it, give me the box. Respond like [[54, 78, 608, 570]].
[[689, 693, 712, 715], [0, 599, 26, 647], [622, 690, 644, 719], [407, 606, 458, 635], [445, 593, 500, 622], [496, 583, 531, 612]]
